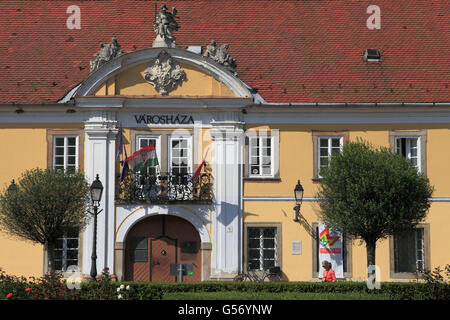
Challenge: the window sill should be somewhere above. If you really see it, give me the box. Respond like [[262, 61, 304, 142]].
[[244, 177, 281, 182], [390, 272, 423, 280]]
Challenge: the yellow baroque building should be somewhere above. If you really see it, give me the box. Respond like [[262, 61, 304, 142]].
[[0, 1, 449, 283]]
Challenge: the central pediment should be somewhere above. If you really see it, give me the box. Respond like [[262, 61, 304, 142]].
[[73, 48, 252, 100]]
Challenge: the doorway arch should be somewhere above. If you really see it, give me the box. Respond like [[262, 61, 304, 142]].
[[124, 214, 202, 282]]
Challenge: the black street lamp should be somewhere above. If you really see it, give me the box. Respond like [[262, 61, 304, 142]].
[[89, 174, 103, 282], [293, 180, 304, 222], [7, 179, 17, 193]]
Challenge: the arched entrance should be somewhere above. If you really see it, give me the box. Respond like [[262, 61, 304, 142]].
[[124, 215, 201, 282]]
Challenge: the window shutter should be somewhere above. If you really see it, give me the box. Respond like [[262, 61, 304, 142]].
[[130, 237, 148, 262]]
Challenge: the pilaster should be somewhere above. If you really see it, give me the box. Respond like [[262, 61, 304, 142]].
[[82, 111, 118, 276], [209, 117, 244, 278]]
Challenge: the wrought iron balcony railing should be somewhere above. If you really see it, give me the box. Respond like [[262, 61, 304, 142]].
[[116, 168, 212, 204]]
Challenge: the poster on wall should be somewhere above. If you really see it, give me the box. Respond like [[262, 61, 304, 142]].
[[318, 222, 344, 279]]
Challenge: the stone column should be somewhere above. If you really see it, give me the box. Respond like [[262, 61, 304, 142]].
[[114, 242, 125, 281], [209, 120, 244, 280], [201, 242, 212, 281], [82, 112, 118, 277]]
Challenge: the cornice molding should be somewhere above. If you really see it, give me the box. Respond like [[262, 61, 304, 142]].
[[72, 48, 252, 100], [74, 96, 251, 109]]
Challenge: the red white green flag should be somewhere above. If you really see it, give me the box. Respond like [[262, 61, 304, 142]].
[[125, 144, 159, 172], [189, 147, 209, 181]]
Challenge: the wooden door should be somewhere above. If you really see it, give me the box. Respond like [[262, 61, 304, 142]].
[[150, 236, 177, 282], [125, 215, 201, 282]]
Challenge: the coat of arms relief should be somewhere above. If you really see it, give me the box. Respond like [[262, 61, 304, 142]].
[[143, 50, 186, 95]]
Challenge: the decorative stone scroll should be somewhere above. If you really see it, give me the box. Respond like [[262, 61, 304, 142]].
[[143, 50, 186, 95], [90, 37, 125, 72], [203, 40, 237, 76]]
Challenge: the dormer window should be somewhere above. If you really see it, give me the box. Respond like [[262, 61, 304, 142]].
[[364, 49, 381, 61]]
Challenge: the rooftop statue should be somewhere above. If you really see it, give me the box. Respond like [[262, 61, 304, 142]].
[[203, 40, 218, 59], [90, 37, 124, 72], [153, 4, 179, 48], [203, 40, 237, 76]]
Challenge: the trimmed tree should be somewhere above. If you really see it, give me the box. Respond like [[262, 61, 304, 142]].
[[0, 168, 91, 272], [316, 139, 433, 279]]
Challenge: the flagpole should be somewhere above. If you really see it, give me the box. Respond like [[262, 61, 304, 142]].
[[115, 122, 123, 161], [189, 147, 209, 181]]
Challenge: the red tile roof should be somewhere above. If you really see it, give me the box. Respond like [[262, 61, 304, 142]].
[[0, 0, 449, 103]]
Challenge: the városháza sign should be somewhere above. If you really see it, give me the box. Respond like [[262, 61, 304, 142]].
[[134, 114, 194, 125]]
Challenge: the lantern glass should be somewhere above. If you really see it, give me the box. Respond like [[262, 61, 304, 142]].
[[90, 175, 103, 205], [294, 180, 304, 205]]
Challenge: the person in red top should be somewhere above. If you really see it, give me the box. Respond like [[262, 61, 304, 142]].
[[322, 260, 337, 282]]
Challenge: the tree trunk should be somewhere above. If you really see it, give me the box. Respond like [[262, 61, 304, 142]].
[[366, 240, 376, 280], [46, 242, 55, 273]]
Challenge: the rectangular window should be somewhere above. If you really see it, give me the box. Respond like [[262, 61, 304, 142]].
[[53, 136, 78, 173], [130, 237, 148, 262], [249, 136, 274, 177], [395, 137, 421, 172], [53, 228, 79, 272], [168, 136, 192, 176], [317, 136, 343, 177], [136, 135, 161, 176], [247, 227, 277, 270], [394, 228, 425, 273]]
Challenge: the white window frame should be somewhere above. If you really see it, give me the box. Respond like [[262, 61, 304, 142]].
[[416, 228, 425, 272], [135, 134, 162, 171], [247, 227, 277, 271], [394, 227, 425, 273], [248, 135, 275, 178], [394, 136, 421, 172], [52, 135, 79, 172], [317, 136, 343, 178], [168, 135, 193, 175], [53, 229, 79, 272]]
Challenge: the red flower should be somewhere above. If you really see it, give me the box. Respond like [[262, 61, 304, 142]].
[[6, 293, 13, 299], [25, 288, 31, 292]]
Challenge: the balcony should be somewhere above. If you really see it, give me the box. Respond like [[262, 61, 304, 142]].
[[116, 167, 212, 205]]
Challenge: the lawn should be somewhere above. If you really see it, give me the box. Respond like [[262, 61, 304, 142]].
[[162, 291, 390, 300]]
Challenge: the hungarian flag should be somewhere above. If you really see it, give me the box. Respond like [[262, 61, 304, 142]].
[[126, 144, 159, 173], [189, 147, 209, 181]]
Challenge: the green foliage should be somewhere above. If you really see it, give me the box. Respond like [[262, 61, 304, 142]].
[[0, 268, 32, 300], [387, 282, 450, 300], [317, 139, 433, 244], [403, 264, 450, 300], [422, 264, 450, 284], [0, 168, 91, 245], [27, 271, 71, 300], [75, 281, 449, 300], [0, 168, 91, 271], [1, 266, 449, 300]]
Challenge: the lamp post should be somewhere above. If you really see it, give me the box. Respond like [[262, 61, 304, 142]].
[[7, 179, 17, 193], [89, 174, 103, 282], [293, 180, 304, 222]]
